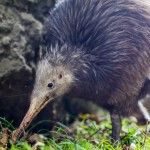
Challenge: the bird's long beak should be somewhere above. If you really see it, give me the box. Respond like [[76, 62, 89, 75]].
[[12, 93, 54, 142]]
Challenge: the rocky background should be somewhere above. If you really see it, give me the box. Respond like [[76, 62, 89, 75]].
[[0, 0, 99, 131]]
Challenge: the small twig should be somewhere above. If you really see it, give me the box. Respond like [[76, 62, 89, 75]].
[[88, 128, 102, 140], [59, 133, 74, 141], [134, 122, 150, 147], [142, 121, 149, 147], [56, 122, 73, 134]]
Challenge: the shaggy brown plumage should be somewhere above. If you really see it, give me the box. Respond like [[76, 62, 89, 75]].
[[13, 0, 150, 142]]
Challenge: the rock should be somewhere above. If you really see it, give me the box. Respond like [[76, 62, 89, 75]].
[[0, 0, 55, 21], [0, 2, 49, 127]]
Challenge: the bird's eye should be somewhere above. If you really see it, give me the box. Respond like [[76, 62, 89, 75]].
[[47, 82, 54, 89], [58, 74, 62, 79]]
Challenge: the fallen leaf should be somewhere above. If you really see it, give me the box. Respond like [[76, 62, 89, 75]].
[[0, 147, 7, 150], [28, 133, 46, 144], [31, 142, 45, 150], [79, 114, 105, 123], [122, 145, 134, 150], [0, 128, 10, 147]]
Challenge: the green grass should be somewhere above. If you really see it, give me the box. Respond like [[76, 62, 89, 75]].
[[0, 114, 150, 150]]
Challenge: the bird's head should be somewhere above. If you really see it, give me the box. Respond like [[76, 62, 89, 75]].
[[32, 58, 74, 105], [12, 50, 75, 140]]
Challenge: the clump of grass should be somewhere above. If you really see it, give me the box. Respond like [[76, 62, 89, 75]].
[[0, 117, 15, 130], [0, 113, 150, 150]]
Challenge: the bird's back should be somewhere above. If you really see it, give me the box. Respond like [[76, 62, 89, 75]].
[[43, 0, 150, 115], [44, 0, 150, 54], [44, 0, 150, 75]]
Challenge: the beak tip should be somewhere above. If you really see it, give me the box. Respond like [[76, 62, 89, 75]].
[[12, 98, 51, 141], [11, 130, 18, 143]]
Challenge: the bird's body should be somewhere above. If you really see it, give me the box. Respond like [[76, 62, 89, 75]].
[[44, 0, 150, 116], [13, 0, 150, 141]]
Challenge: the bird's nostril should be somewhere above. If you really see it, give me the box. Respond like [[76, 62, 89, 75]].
[[58, 74, 63, 79]]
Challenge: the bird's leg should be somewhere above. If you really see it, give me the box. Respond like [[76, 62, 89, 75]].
[[110, 109, 121, 142]]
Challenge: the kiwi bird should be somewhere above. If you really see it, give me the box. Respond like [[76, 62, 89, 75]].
[[13, 0, 150, 141]]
